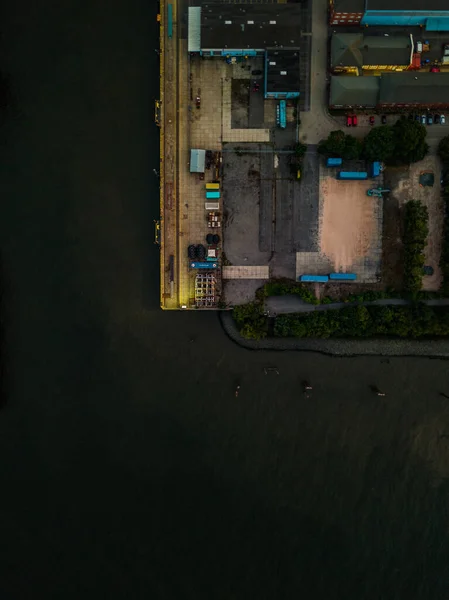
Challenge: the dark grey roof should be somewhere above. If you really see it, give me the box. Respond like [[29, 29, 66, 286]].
[[367, 0, 447, 10], [266, 49, 300, 93], [379, 72, 449, 104], [333, 0, 365, 13], [331, 33, 413, 68], [200, 5, 302, 50], [329, 76, 379, 107]]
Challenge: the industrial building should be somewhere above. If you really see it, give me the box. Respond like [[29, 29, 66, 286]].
[[329, 72, 449, 108], [188, 4, 302, 99], [330, 0, 449, 29], [265, 49, 300, 99], [331, 33, 414, 74]]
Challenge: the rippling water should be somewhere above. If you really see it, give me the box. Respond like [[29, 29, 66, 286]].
[[0, 0, 448, 597]]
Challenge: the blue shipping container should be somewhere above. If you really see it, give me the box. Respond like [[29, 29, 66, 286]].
[[300, 275, 329, 283], [279, 100, 286, 129], [167, 4, 173, 38], [338, 171, 368, 180], [326, 157, 343, 167], [370, 162, 381, 177], [329, 273, 357, 281], [190, 262, 217, 269], [206, 191, 220, 199]]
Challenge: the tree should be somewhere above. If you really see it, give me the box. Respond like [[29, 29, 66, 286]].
[[295, 142, 307, 159], [403, 199, 429, 294], [318, 130, 347, 156], [363, 125, 395, 162], [438, 135, 449, 164], [391, 118, 429, 165], [318, 130, 361, 159], [342, 135, 362, 160]]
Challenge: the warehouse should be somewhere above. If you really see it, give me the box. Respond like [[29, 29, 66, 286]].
[[330, 33, 414, 74], [188, 4, 303, 99], [329, 72, 449, 109], [329, 76, 379, 108], [194, 5, 303, 56], [330, 0, 449, 29], [265, 49, 300, 99], [378, 72, 449, 108]]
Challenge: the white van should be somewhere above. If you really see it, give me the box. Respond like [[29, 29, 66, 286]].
[[205, 202, 220, 210]]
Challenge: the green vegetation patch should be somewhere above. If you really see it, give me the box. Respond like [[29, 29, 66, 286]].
[[232, 302, 268, 340], [274, 304, 449, 339], [403, 200, 429, 294]]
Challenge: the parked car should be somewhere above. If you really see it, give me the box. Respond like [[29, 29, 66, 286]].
[[416, 40, 423, 53], [381, 115, 387, 124], [252, 81, 260, 92], [369, 115, 375, 126], [421, 114, 427, 124], [346, 115, 353, 127], [443, 43, 449, 57], [251, 69, 263, 75], [415, 114, 421, 122], [427, 114, 433, 125], [434, 114, 441, 124], [352, 114, 358, 126], [441, 114, 446, 125], [430, 66, 440, 72]]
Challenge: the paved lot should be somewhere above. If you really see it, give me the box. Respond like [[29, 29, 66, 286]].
[[222, 146, 272, 267]]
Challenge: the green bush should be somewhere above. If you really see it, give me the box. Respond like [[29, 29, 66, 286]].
[[232, 302, 267, 340], [260, 280, 319, 304], [274, 304, 449, 339], [440, 193, 449, 296], [403, 200, 429, 294]]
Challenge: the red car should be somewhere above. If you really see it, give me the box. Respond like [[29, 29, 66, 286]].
[[369, 115, 375, 125], [352, 114, 358, 126], [346, 115, 353, 127]]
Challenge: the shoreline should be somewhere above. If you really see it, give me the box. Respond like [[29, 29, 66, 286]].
[[220, 311, 449, 357]]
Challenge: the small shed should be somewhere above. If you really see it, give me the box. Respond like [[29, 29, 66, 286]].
[[190, 149, 206, 173]]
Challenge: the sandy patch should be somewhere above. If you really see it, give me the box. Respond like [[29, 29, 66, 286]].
[[320, 177, 377, 272]]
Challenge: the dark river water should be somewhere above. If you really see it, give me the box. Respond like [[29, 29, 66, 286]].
[[0, 1, 449, 598]]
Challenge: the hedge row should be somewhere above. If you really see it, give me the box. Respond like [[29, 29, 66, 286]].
[[403, 200, 429, 294], [274, 304, 449, 339], [440, 165, 449, 295]]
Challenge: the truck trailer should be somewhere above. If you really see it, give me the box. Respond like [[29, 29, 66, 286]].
[[326, 157, 343, 167], [300, 275, 329, 283], [329, 273, 357, 281], [337, 171, 368, 180]]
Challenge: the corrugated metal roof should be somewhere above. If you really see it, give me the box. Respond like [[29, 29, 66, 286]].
[[426, 17, 449, 31], [330, 76, 379, 107], [190, 149, 205, 173], [188, 7, 201, 53], [331, 33, 412, 69]]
